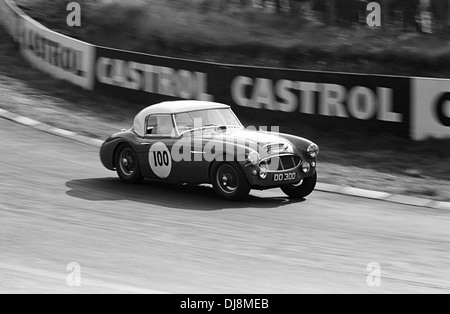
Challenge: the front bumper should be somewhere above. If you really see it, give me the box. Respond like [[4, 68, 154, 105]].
[[244, 163, 317, 189]]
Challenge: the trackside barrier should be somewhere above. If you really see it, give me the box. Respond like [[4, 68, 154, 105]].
[[0, 0, 21, 42], [94, 47, 411, 136], [411, 78, 450, 140], [1, 0, 449, 140], [0, 0, 95, 90]]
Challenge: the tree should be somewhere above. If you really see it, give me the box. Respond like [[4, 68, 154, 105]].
[[329, 0, 337, 24], [399, 0, 420, 31], [433, 0, 447, 31]]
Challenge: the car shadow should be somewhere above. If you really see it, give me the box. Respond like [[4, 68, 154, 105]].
[[65, 178, 305, 211]]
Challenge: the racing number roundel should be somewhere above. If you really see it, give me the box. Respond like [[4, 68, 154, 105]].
[[149, 142, 172, 179]]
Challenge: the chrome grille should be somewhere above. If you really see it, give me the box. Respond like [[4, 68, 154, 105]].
[[264, 142, 288, 154], [259, 155, 301, 172]]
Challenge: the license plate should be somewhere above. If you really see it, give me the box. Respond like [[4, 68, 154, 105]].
[[273, 172, 297, 182]]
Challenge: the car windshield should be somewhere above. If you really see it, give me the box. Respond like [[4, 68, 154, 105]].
[[174, 109, 243, 134]]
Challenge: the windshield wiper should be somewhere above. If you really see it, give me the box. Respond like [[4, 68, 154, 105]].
[[205, 123, 229, 128], [180, 124, 227, 136]]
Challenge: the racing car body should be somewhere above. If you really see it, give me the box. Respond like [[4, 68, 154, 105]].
[[100, 100, 319, 200]]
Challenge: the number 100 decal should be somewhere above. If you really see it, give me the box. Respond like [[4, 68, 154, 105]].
[[153, 150, 170, 167], [149, 142, 172, 178]]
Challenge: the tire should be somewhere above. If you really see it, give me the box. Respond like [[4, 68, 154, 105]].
[[281, 172, 317, 199], [114, 144, 144, 184], [211, 162, 250, 201]]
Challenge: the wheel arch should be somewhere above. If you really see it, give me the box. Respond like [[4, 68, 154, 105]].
[[208, 153, 243, 181], [100, 138, 129, 171], [209, 158, 251, 201]]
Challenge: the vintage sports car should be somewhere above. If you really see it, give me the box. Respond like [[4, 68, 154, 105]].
[[100, 101, 319, 201]]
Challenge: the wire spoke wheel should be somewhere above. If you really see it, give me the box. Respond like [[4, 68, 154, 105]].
[[115, 144, 143, 184], [211, 162, 250, 201], [216, 164, 239, 194], [119, 148, 137, 176], [281, 172, 317, 199]]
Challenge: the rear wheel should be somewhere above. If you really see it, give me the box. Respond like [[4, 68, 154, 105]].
[[211, 162, 250, 201], [115, 144, 143, 184], [281, 172, 317, 199]]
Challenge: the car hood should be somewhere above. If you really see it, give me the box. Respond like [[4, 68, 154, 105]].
[[194, 127, 299, 155]]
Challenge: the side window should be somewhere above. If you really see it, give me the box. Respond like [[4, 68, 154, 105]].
[[175, 113, 194, 132], [146, 115, 175, 136], [146, 115, 157, 135]]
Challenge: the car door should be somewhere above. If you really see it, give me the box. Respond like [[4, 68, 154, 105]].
[[170, 112, 211, 183], [138, 114, 179, 180]]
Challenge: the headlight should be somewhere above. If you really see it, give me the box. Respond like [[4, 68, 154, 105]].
[[247, 151, 260, 166], [307, 143, 319, 159], [302, 162, 311, 173]]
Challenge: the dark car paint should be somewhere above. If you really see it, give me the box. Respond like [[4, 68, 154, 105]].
[[100, 127, 317, 187]]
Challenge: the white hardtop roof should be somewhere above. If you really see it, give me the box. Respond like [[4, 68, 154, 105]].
[[133, 101, 231, 137], [137, 101, 230, 116]]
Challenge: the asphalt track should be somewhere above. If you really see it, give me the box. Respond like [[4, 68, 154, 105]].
[[1, 118, 450, 294]]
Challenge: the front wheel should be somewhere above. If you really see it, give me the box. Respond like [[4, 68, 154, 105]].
[[281, 172, 317, 199], [115, 144, 144, 184], [211, 162, 250, 201]]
